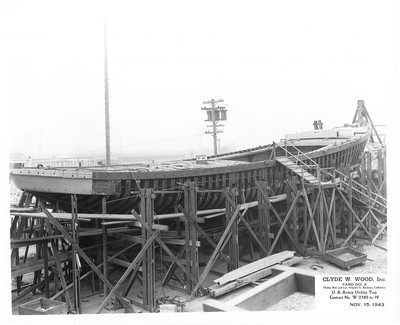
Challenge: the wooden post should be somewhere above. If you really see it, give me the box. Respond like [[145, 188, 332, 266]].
[[225, 187, 239, 271], [43, 239, 50, 298], [240, 187, 255, 260], [256, 181, 270, 258], [140, 188, 156, 312], [331, 180, 337, 249], [366, 152, 373, 235], [302, 177, 308, 249], [71, 195, 81, 313], [291, 177, 299, 250], [285, 179, 291, 251], [184, 182, 199, 293], [382, 148, 387, 197], [317, 169, 324, 249], [101, 196, 108, 303], [33, 217, 45, 294], [346, 165, 353, 246]]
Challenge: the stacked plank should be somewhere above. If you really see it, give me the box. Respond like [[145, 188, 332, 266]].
[[208, 251, 302, 297]]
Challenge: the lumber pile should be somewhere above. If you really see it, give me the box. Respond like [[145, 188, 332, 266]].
[[208, 251, 303, 297]]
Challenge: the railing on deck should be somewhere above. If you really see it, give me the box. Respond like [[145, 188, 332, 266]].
[[273, 140, 387, 214]]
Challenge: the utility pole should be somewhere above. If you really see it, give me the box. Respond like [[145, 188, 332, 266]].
[[104, 19, 111, 166], [201, 99, 227, 156]]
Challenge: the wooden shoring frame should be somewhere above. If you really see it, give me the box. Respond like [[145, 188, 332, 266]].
[[337, 190, 374, 241], [44, 215, 73, 311], [41, 205, 135, 313], [372, 220, 387, 244], [130, 208, 206, 299], [113, 189, 158, 312], [95, 229, 159, 313], [161, 246, 186, 290], [183, 182, 199, 292], [269, 189, 301, 255], [339, 188, 386, 247], [176, 205, 235, 271], [188, 203, 240, 299], [255, 182, 302, 255], [51, 242, 138, 300], [340, 209, 371, 247], [321, 186, 337, 251], [256, 181, 271, 258], [301, 185, 322, 252], [369, 209, 387, 239], [11, 191, 34, 295], [188, 186, 271, 299], [223, 190, 269, 257]]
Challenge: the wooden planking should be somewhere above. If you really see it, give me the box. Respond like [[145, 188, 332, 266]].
[[209, 268, 273, 297], [227, 270, 297, 310], [280, 256, 303, 267], [214, 251, 295, 285]]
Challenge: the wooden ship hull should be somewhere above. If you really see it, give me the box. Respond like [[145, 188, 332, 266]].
[[10, 124, 371, 215]]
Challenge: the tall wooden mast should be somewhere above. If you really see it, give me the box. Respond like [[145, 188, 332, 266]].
[[104, 20, 111, 166]]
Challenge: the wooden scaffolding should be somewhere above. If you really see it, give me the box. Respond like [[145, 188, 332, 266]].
[[10, 146, 387, 314]]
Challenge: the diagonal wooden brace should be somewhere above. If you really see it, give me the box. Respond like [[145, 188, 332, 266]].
[[255, 182, 303, 253], [95, 230, 159, 313], [268, 191, 301, 254], [338, 190, 373, 239], [302, 189, 322, 251], [131, 209, 206, 295], [51, 243, 138, 300], [44, 218, 72, 310], [41, 207, 135, 313], [177, 205, 234, 268], [161, 247, 186, 287], [341, 211, 370, 247], [189, 205, 241, 299], [223, 192, 270, 256], [321, 188, 337, 250]]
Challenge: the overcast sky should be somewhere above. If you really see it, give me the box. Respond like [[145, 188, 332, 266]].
[[2, 0, 398, 159]]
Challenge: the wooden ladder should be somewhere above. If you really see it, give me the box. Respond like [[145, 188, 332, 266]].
[[276, 156, 320, 185]]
